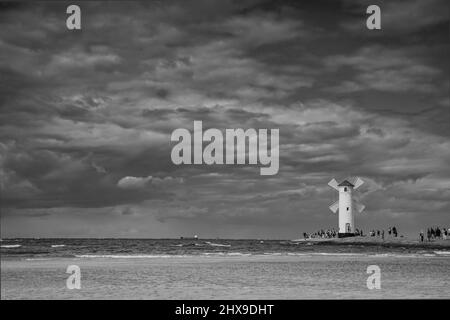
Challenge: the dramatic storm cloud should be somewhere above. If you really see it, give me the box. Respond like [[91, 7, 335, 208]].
[[0, 0, 449, 238]]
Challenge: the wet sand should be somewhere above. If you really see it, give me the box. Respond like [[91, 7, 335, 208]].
[[292, 236, 450, 249], [2, 254, 450, 299]]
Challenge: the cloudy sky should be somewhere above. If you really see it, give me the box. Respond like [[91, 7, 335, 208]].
[[0, 0, 449, 238]]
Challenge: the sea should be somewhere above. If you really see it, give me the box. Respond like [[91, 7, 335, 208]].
[[1, 238, 450, 299], [1, 238, 450, 258]]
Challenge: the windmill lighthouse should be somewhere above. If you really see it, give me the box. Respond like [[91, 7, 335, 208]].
[[328, 177, 365, 238]]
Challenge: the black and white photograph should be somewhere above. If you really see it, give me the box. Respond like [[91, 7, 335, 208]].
[[0, 0, 449, 306]]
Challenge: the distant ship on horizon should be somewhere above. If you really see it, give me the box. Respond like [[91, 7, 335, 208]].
[[180, 235, 198, 240]]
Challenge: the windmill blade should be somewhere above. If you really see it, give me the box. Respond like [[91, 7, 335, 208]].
[[353, 200, 365, 213], [329, 200, 339, 213], [353, 177, 364, 190], [328, 178, 339, 190]]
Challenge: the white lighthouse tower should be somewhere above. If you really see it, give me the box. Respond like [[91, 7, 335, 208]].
[[328, 177, 365, 238]]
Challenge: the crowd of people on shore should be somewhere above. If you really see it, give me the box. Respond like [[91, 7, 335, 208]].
[[368, 226, 399, 239], [302, 226, 403, 240], [302, 227, 400, 240], [303, 229, 338, 239], [302, 228, 364, 239], [419, 227, 449, 242], [302, 225, 450, 242]]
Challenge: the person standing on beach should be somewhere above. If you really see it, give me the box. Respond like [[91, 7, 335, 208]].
[[420, 230, 424, 242], [388, 227, 392, 236], [427, 228, 431, 241], [393, 226, 397, 237], [382, 230, 385, 240]]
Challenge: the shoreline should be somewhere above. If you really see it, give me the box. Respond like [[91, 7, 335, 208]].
[[291, 236, 450, 249], [2, 253, 450, 299]]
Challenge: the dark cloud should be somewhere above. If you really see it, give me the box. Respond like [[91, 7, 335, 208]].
[[0, 0, 448, 238]]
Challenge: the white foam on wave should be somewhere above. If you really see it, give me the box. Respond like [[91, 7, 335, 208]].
[[1, 244, 21, 248], [75, 254, 188, 259], [202, 252, 226, 256], [371, 252, 449, 258], [205, 241, 231, 247], [311, 252, 367, 256], [372, 253, 421, 258], [372, 253, 396, 257], [51, 245, 66, 248], [434, 251, 450, 255]]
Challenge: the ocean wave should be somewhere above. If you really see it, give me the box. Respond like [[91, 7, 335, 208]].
[[372, 253, 397, 257], [226, 252, 252, 256], [372, 253, 423, 258], [72, 252, 448, 259], [370, 252, 448, 258], [263, 252, 353, 257], [311, 252, 367, 256], [51, 245, 66, 248], [434, 251, 450, 255], [1, 245, 21, 248], [75, 254, 189, 259], [201, 252, 253, 256], [205, 241, 231, 247]]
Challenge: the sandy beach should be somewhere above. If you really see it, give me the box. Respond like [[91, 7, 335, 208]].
[[292, 236, 450, 248], [2, 253, 450, 300]]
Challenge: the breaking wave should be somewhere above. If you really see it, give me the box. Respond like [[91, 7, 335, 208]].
[[205, 241, 231, 247], [75, 254, 189, 259], [434, 251, 450, 255]]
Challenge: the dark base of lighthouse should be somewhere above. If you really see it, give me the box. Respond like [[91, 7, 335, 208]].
[[338, 232, 356, 238]]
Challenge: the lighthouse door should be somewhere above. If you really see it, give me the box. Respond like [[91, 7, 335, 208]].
[[346, 223, 351, 233]]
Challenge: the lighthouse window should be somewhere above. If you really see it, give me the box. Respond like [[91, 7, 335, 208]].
[[344, 187, 347, 192]]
